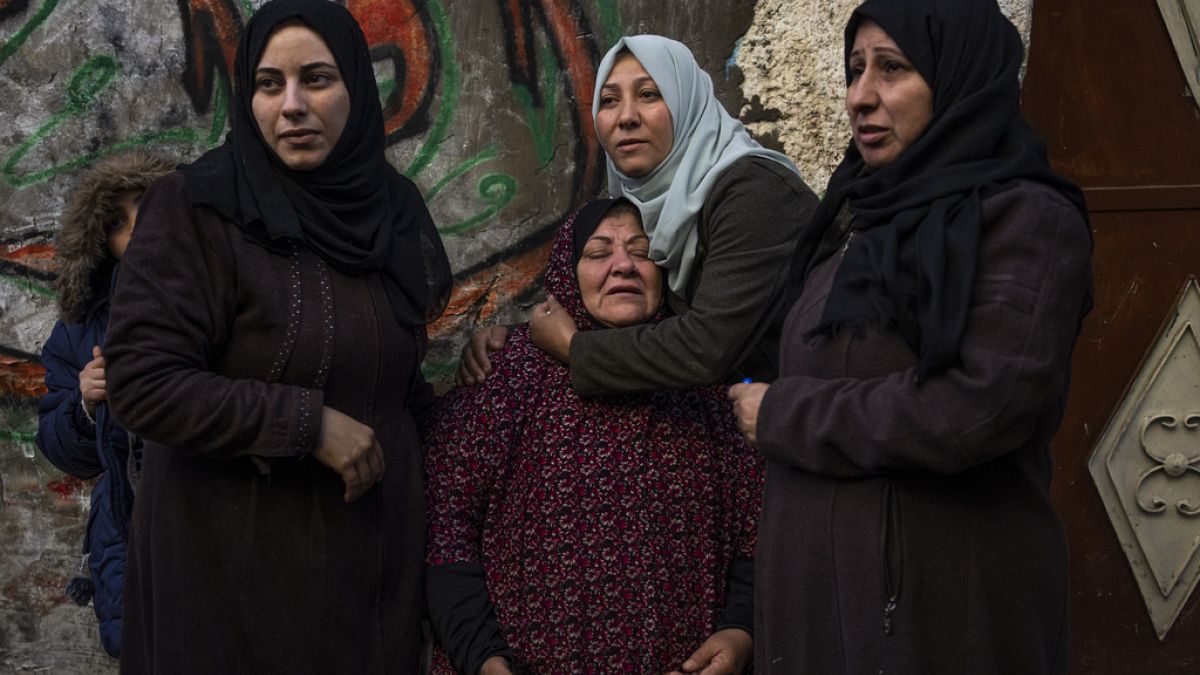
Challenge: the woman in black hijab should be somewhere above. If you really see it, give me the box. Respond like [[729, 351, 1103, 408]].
[[728, 0, 1092, 672], [105, 1, 450, 672]]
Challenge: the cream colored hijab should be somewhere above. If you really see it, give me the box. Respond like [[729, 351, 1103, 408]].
[[593, 35, 801, 294]]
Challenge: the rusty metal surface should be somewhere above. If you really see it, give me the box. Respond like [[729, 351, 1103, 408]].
[[1041, 207, 1200, 672], [1023, 0, 1200, 190], [1024, 1, 1200, 670]]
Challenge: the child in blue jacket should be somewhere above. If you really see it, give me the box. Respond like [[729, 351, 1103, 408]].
[[36, 151, 173, 658]]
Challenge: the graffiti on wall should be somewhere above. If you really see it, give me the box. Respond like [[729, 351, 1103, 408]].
[[1, 0, 774, 665], [0, 1, 623, 663], [0, 0, 621, 376]]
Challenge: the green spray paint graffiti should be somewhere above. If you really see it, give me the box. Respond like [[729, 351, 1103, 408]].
[[405, 0, 518, 235], [596, 0, 621, 46], [0, 0, 58, 69], [2, 56, 227, 188], [0, 273, 53, 298], [498, 0, 606, 201], [0, 0, 618, 213], [0, 0, 623, 386], [0, 0, 524, 235], [512, 43, 562, 168]]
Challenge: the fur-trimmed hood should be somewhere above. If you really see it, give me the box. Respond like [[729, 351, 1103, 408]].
[[55, 151, 174, 323]]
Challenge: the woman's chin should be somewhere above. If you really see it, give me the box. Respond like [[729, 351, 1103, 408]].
[[612, 158, 654, 178], [591, 309, 655, 328]]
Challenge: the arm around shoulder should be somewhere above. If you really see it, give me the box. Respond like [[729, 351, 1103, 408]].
[[571, 158, 819, 395]]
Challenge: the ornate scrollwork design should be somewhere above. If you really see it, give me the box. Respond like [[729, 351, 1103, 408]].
[[1136, 414, 1200, 516]]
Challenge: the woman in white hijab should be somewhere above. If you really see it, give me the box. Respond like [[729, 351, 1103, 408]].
[[460, 35, 820, 399], [452, 35, 818, 674]]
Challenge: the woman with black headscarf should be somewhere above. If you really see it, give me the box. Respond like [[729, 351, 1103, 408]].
[[105, 0, 450, 671], [728, 0, 1092, 672]]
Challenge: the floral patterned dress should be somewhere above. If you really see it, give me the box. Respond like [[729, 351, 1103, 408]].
[[424, 208, 763, 673]]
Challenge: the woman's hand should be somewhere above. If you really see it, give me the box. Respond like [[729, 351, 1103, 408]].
[[529, 295, 576, 364], [79, 345, 107, 414], [313, 406, 385, 502], [479, 656, 514, 675], [728, 382, 768, 447], [455, 325, 510, 387], [669, 628, 752, 675]]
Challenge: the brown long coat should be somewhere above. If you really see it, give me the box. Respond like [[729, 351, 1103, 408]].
[[106, 173, 428, 674], [754, 182, 1092, 673]]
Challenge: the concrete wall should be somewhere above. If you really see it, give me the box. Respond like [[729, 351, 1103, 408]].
[[0, 0, 1028, 670]]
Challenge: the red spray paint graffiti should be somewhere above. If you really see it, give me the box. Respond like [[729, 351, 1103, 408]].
[[0, 358, 46, 398], [349, 0, 438, 141], [164, 1, 608, 374], [45, 475, 84, 502], [177, 0, 441, 144], [497, 0, 602, 199], [1, 242, 56, 273], [177, 0, 242, 114]]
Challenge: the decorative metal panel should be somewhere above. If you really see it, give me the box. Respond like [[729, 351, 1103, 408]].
[[1089, 277, 1200, 640], [1158, 0, 1200, 109]]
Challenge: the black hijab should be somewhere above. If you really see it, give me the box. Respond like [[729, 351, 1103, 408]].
[[557, 197, 663, 329], [810, 0, 1089, 378], [180, 0, 451, 326], [570, 198, 621, 267]]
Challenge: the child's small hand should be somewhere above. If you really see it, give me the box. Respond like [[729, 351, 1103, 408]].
[[79, 345, 107, 413]]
